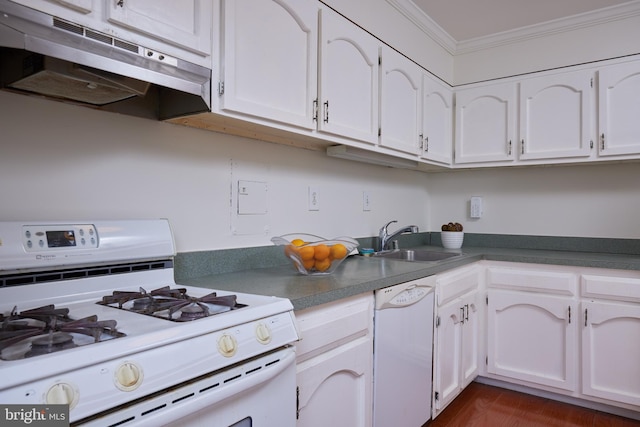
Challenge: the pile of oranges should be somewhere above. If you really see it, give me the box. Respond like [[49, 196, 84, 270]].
[[284, 238, 349, 273]]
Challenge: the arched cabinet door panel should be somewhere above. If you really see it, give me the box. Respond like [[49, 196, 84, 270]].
[[454, 82, 517, 165], [220, 0, 318, 129]]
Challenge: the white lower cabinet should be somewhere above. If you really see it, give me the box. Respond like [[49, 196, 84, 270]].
[[581, 274, 640, 407], [487, 290, 578, 391], [432, 263, 481, 417], [485, 262, 640, 414], [294, 293, 373, 427]]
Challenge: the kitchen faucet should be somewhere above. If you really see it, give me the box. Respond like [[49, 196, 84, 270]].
[[378, 220, 419, 251]]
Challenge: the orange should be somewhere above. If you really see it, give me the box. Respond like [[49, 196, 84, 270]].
[[302, 259, 315, 271], [291, 238, 306, 247], [313, 244, 330, 260], [298, 246, 315, 261], [329, 244, 348, 260], [314, 258, 332, 272]]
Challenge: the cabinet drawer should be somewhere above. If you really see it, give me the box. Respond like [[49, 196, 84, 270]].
[[295, 293, 373, 361], [487, 266, 577, 296], [582, 274, 640, 302], [436, 264, 480, 306]]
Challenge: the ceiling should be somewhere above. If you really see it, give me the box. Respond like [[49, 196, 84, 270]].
[[410, 0, 637, 41]]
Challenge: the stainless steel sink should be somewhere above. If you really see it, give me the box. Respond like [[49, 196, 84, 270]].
[[372, 249, 462, 262]]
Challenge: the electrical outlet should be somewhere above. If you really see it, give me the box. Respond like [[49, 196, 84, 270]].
[[363, 191, 371, 211], [470, 196, 483, 218], [308, 186, 320, 211]]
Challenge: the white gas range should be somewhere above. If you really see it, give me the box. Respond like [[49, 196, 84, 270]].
[[0, 220, 299, 426]]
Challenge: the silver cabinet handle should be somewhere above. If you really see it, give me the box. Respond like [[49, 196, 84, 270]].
[[312, 99, 318, 122], [323, 100, 329, 123]]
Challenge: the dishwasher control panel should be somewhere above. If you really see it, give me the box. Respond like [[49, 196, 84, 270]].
[[374, 276, 436, 310]]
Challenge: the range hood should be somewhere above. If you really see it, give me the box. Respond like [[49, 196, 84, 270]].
[[0, 0, 211, 120]]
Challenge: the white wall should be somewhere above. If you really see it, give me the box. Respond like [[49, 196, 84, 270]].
[[0, 91, 429, 253], [453, 11, 640, 85], [1, 90, 639, 248], [427, 164, 640, 239]]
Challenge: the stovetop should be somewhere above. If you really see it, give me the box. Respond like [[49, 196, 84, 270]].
[[0, 285, 253, 361]]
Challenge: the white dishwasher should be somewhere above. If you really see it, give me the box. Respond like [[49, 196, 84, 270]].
[[373, 276, 436, 427]]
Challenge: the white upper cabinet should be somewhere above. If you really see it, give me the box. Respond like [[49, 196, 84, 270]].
[[454, 82, 517, 165], [421, 73, 453, 165], [317, 7, 379, 145], [9, 0, 94, 17], [106, 0, 212, 56], [379, 45, 422, 155], [519, 69, 594, 161], [598, 59, 640, 157], [219, 0, 318, 130], [11, 0, 212, 65]]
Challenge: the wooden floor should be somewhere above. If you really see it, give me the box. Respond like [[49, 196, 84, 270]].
[[424, 383, 640, 427]]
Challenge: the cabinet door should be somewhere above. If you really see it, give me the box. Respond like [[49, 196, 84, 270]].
[[421, 73, 453, 165], [433, 297, 463, 416], [598, 60, 640, 157], [379, 45, 421, 155], [296, 337, 372, 427], [460, 291, 480, 389], [519, 70, 593, 161], [220, 0, 318, 130], [582, 300, 640, 406], [454, 82, 517, 164], [318, 8, 379, 144], [106, 0, 212, 56], [487, 289, 578, 391]]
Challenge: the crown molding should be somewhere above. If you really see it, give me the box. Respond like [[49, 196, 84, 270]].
[[386, 0, 640, 56], [385, 0, 458, 54], [456, 1, 640, 54]]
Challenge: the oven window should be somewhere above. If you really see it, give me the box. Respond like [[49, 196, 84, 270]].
[[230, 417, 251, 427]]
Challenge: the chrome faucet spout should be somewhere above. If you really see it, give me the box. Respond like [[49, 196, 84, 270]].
[[378, 221, 419, 251]]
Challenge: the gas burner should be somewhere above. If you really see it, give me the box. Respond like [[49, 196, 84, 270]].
[[26, 332, 76, 357], [98, 288, 245, 322], [100, 286, 188, 308], [0, 305, 125, 361]]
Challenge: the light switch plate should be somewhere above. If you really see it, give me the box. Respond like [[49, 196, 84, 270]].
[[470, 196, 483, 218], [363, 191, 371, 211], [308, 186, 320, 211]]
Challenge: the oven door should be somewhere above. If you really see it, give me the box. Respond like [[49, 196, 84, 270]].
[[75, 347, 296, 427]]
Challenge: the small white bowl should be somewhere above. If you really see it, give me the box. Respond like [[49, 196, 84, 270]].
[[441, 231, 464, 249]]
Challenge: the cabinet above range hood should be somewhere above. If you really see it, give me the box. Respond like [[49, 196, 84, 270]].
[[0, 0, 211, 120]]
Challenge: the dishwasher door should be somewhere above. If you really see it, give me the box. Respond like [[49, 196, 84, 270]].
[[373, 276, 436, 427]]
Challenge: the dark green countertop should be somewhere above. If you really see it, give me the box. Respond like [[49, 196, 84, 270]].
[[179, 245, 640, 311]]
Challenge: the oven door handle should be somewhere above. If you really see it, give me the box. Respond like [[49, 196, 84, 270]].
[[123, 348, 297, 426]]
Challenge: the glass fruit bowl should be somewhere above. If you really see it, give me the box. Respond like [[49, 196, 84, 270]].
[[271, 233, 359, 275]]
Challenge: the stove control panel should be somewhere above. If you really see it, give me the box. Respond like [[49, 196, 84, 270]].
[[22, 224, 98, 252]]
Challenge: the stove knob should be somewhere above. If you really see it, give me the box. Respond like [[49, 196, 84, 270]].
[[218, 333, 238, 357], [255, 322, 272, 345], [115, 361, 144, 391], [45, 382, 78, 409]]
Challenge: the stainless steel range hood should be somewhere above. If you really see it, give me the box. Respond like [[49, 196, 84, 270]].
[[0, 0, 211, 120]]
